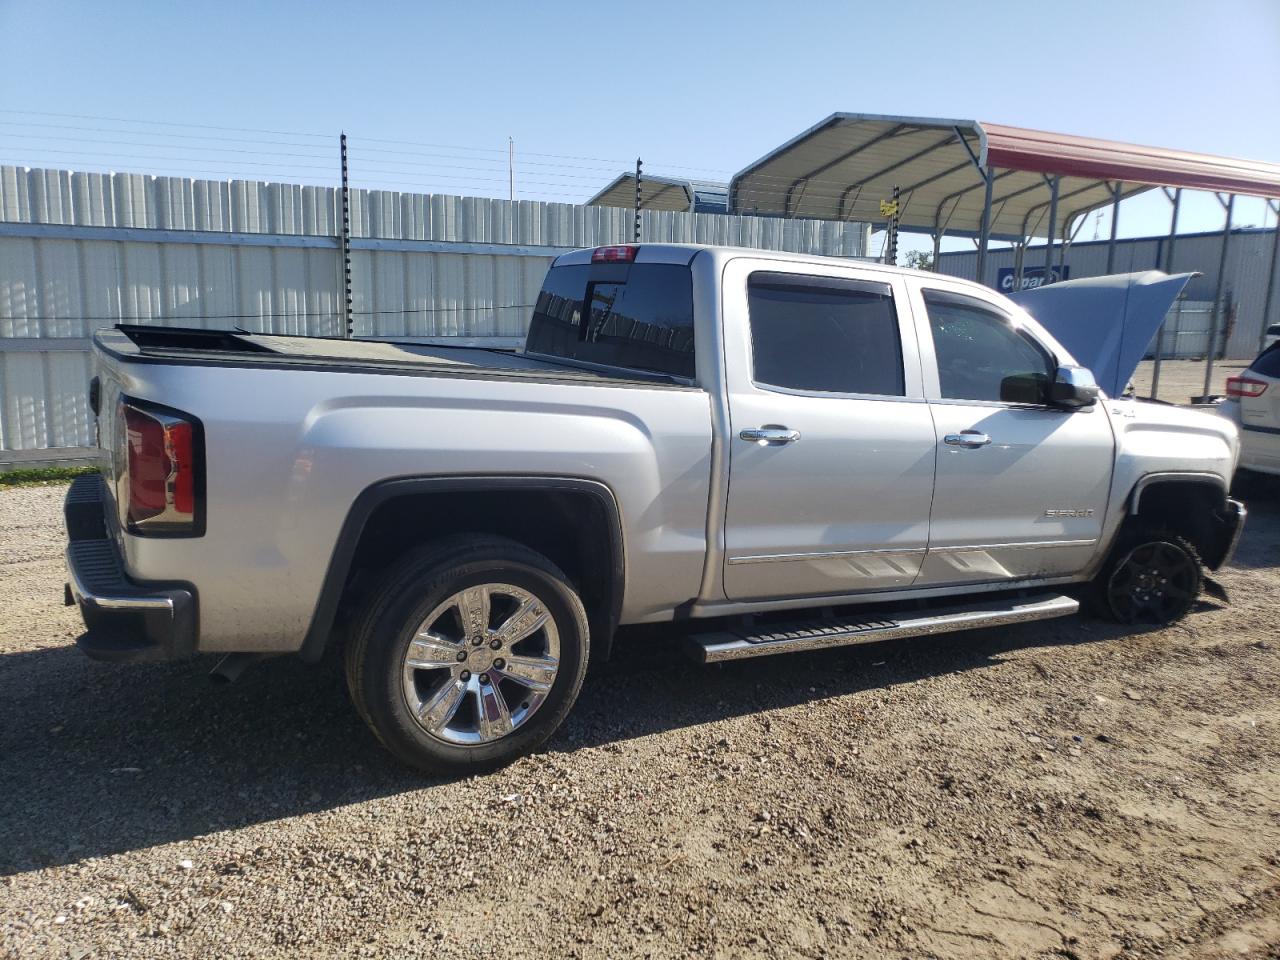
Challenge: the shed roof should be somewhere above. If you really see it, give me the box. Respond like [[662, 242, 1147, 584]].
[[728, 114, 1280, 241]]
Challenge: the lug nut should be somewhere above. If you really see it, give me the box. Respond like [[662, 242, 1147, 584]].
[[456, 650, 467, 662], [489, 638, 501, 650], [479, 673, 491, 685], [493, 658, 505, 670], [459, 670, 471, 682], [471, 636, 484, 646]]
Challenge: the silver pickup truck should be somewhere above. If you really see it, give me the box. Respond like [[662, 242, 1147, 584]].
[[64, 243, 1245, 773]]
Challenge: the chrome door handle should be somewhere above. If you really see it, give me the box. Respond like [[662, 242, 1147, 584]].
[[740, 427, 801, 444], [944, 431, 992, 448]]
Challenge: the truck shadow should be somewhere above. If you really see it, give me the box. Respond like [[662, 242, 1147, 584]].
[[0, 609, 1171, 877]]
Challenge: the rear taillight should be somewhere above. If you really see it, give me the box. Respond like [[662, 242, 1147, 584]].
[[1226, 376, 1269, 398], [591, 245, 638, 263], [118, 400, 202, 535]]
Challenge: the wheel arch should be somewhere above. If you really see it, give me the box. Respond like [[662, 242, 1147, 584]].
[[1124, 472, 1240, 570], [299, 476, 626, 663]]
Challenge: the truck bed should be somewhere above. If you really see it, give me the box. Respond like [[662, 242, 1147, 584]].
[[99, 325, 679, 387]]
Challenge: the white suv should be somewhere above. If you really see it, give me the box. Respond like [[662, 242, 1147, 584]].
[[1220, 343, 1280, 477]]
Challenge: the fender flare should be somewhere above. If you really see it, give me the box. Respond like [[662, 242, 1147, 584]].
[[1127, 471, 1227, 515], [298, 475, 626, 662]]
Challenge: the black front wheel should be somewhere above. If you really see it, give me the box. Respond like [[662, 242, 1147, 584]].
[[1094, 530, 1202, 626]]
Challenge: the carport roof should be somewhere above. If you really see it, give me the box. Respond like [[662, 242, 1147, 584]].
[[728, 113, 1280, 240], [588, 173, 727, 213]]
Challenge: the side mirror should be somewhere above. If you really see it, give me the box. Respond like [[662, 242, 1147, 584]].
[[999, 372, 1049, 405], [1051, 365, 1099, 408]]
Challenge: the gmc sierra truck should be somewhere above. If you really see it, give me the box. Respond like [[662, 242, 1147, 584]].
[[64, 243, 1245, 773]]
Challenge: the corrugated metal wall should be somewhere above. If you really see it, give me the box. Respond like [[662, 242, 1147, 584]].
[[936, 228, 1280, 360], [0, 165, 870, 458]]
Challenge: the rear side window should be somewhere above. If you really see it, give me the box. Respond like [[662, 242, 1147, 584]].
[[1252, 343, 1280, 378], [525, 262, 695, 378], [746, 273, 905, 396]]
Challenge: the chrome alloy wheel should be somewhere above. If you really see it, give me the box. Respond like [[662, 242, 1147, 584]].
[[401, 583, 561, 745]]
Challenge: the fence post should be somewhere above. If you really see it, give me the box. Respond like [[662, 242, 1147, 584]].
[[340, 132, 353, 339], [633, 157, 642, 243]]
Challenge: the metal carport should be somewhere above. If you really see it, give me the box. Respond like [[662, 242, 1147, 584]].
[[588, 173, 728, 214], [728, 113, 1280, 397]]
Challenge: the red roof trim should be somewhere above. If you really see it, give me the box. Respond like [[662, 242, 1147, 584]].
[[981, 123, 1280, 198]]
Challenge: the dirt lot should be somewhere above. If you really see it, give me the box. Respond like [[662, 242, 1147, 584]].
[[1130, 359, 1250, 406], [2, 480, 1279, 960]]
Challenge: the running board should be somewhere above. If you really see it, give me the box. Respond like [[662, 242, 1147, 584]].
[[686, 592, 1078, 664]]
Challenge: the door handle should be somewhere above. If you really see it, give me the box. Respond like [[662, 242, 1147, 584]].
[[740, 426, 801, 444], [944, 430, 992, 448]]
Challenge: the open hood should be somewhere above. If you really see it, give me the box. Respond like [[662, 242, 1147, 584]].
[[1009, 271, 1195, 397]]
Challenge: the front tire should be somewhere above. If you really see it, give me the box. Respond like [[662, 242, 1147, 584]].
[[345, 536, 590, 774], [1092, 527, 1202, 626]]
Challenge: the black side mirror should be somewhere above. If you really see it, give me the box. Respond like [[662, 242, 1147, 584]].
[[1050, 365, 1099, 408], [999, 372, 1049, 405]]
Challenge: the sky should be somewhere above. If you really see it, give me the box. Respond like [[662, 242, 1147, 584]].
[[2, 0, 1278, 260]]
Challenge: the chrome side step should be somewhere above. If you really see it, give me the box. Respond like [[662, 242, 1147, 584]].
[[686, 592, 1078, 664]]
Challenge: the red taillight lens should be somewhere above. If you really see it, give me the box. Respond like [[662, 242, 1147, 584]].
[[124, 406, 168, 523], [591, 245, 638, 263], [119, 401, 200, 534], [1226, 376, 1269, 398]]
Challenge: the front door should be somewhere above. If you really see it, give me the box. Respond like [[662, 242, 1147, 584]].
[[910, 284, 1115, 586], [721, 263, 937, 602]]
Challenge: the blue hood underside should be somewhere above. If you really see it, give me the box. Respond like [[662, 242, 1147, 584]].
[[1010, 271, 1195, 397]]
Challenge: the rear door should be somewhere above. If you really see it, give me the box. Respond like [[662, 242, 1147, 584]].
[[909, 282, 1115, 586], [720, 259, 937, 601]]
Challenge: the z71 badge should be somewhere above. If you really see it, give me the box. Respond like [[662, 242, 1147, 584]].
[[1044, 508, 1095, 518]]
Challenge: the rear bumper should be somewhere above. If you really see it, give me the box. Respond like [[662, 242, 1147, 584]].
[[63, 474, 198, 662]]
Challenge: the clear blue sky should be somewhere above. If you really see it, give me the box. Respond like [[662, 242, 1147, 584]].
[[2, 0, 1278, 258]]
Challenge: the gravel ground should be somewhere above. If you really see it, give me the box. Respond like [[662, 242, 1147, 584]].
[[2, 479, 1279, 960], [1130, 359, 1249, 405]]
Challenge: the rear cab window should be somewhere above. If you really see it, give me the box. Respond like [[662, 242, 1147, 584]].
[[525, 260, 695, 379]]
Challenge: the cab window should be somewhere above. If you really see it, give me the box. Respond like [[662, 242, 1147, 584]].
[[747, 273, 905, 396], [923, 289, 1054, 404]]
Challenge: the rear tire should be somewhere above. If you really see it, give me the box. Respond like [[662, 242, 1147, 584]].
[[345, 535, 590, 775], [1091, 526, 1202, 626]]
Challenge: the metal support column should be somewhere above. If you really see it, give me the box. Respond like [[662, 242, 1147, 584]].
[[1200, 193, 1235, 402], [1042, 176, 1060, 285], [1105, 181, 1122, 274], [931, 231, 942, 271], [1261, 200, 1280, 352], [339, 132, 353, 339], [1152, 188, 1177, 399], [975, 166, 994, 286]]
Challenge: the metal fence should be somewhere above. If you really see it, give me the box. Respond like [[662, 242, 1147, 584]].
[[1146, 299, 1217, 360], [0, 165, 870, 461]]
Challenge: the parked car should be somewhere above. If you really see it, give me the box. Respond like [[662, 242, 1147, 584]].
[[65, 244, 1245, 773], [1263, 324, 1280, 352], [1218, 342, 1280, 478]]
